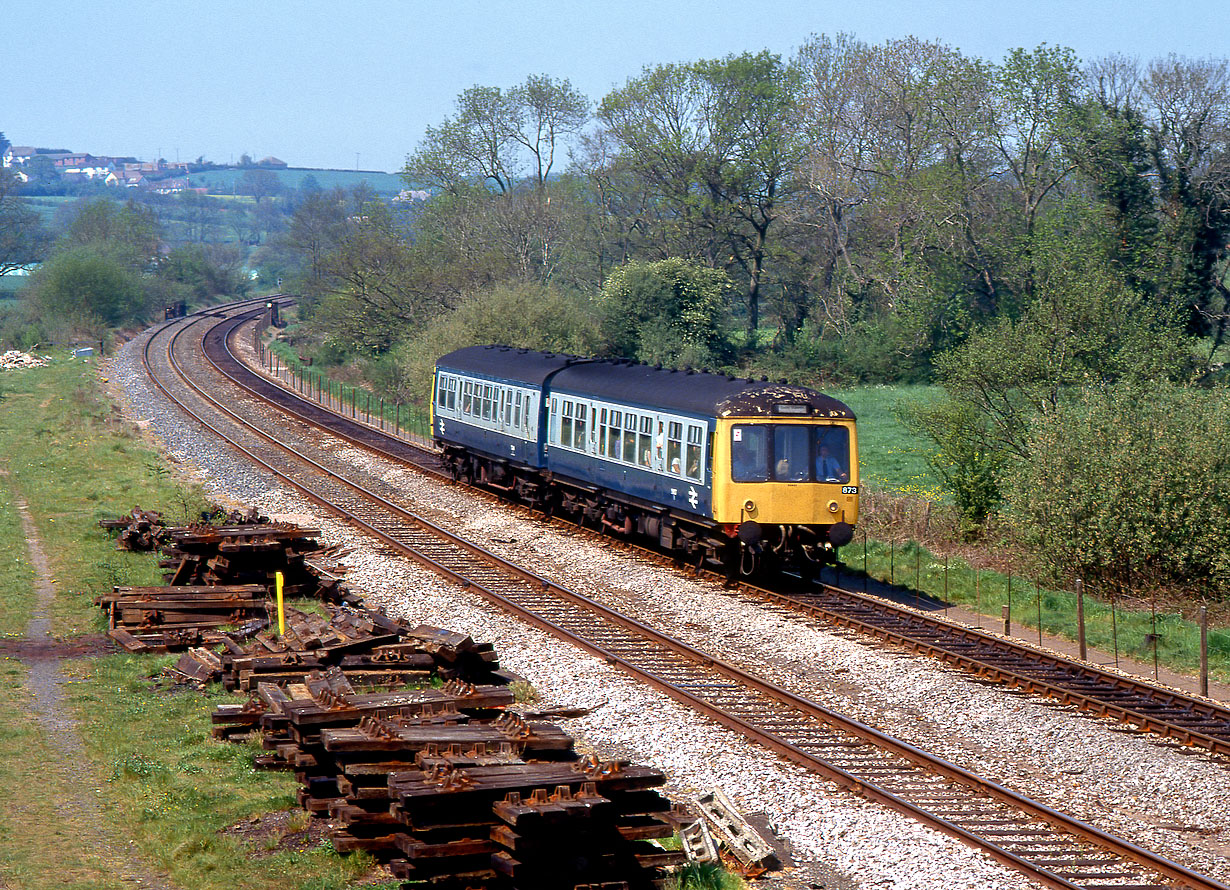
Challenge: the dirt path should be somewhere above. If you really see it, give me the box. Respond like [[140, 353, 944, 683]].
[[12, 498, 174, 890]]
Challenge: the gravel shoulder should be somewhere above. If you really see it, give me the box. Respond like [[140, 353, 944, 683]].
[[104, 328, 1230, 890]]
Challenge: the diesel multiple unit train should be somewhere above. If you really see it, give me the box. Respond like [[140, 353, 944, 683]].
[[431, 345, 859, 576]]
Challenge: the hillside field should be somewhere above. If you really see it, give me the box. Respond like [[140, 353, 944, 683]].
[[186, 166, 405, 195]]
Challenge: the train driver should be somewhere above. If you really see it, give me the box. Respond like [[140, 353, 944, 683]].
[[816, 443, 848, 482]]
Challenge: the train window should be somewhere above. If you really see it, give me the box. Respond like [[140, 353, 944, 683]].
[[666, 422, 683, 475], [638, 416, 652, 467], [561, 401, 574, 448], [608, 410, 622, 459], [774, 426, 810, 481], [598, 408, 608, 456], [685, 425, 704, 482], [482, 384, 493, 421], [816, 426, 851, 483], [462, 381, 473, 415], [731, 425, 769, 482], [447, 378, 456, 411], [576, 404, 588, 451], [436, 377, 447, 408], [504, 389, 513, 426], [622, 413, 637, 464], [513, 391, 522, 430]]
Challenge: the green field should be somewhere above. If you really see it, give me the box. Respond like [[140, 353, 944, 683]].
[[0, 275, 28, 298], [829, 384, 940, 497], [187, 167, 406, 195], [19, 195, 74, 225]]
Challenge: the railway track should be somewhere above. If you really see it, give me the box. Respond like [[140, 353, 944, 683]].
[[213, 301, 1230, 764], [134, 301, 1229, 890]]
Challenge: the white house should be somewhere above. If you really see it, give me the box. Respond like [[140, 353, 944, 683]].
[[2, 146, 38, 167]]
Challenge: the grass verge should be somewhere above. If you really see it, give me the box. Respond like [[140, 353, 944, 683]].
[[66, 654, 377, 890], [0, 351, 388, 889], [844, 535, 1230, 684]]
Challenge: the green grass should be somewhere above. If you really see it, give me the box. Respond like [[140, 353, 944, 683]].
[[0, 351, 386, 888], [0, 659, 140, 890], [845, 536, 1230, 683], [20, 195, 74, 225], [0, 472, 35, 638], [829, 384, 940, 498], [0, 356, 195, 636], [666, 861, 747, 890], [67, 655, 376, 890]]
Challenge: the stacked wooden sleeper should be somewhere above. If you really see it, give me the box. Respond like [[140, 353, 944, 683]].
[[212, 667, 684, 888]]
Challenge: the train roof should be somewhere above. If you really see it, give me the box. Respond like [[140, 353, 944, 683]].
[[436, 345, 574, 386], [436, 346, 855, 420]]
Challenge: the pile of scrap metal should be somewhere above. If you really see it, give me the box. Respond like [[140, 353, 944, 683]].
[[99, 507, 170, 552], [96, 510, 361, 652], [212, 666, 685, 889], [178, 605, 510, 693]]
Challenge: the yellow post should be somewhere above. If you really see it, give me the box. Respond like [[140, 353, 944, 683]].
[[276, 570, 285, 637]]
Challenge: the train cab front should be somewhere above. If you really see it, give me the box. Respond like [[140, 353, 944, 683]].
[[711, 389, 858, 576]]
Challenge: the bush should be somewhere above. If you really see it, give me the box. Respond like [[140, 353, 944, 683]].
[[27, 244, 152, 329], [902, 397, 1005, 540], [1006, 382, 1230, 594], [598, 258, 736, 368], [388, 281, 605, 406]]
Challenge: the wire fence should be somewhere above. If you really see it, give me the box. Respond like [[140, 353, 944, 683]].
[[252, 328, 434, 451]]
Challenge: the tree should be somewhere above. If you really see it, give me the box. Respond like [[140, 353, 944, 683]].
[[155, 244, 248, 304], [509, 74, 589, 193], [791, 35, 1002, 361], [0, 166, 43, 275], [597, 257, 735, 367], [910, 204, 1195, 534], [1140, 54, 1230, 345], [1008, 384, 1230, 593], [404, 85, 522, 195], [278, 188, 350, 300], [28, 245, 150, 327], [62, 198, 160, 270], [239, 167, 283, 204], [990, 46, 1082, 238], [405, 76, 589, 197], [598, 52, 799, 343]]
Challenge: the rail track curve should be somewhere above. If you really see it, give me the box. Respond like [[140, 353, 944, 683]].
[[130, 300, 1230, 890]]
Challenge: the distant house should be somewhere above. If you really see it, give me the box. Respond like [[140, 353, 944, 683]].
[[59, 155, 116, 179], [151, 177, 189, 195], [52, 153, 93, 169], [258, 156, 288, 168], [2, 146, 37, 167], [107, 170, 146, 188]]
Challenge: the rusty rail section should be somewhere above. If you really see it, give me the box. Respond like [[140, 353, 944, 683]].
[[138, 305, 1230, 890]]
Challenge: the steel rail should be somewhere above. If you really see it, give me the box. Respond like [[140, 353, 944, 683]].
[[751, 583, 1230, 756], [219, 302, 1230, 762], [135, 307, 1230, 890]]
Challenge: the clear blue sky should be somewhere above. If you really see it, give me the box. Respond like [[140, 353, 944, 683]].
[[2, 0, 1222, 172]]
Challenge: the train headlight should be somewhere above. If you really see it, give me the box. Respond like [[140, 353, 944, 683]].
[[744, 499, 756, 513], [827, 500, 840, 514]]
